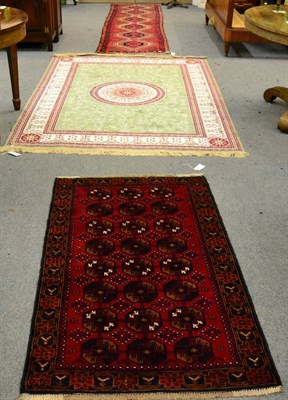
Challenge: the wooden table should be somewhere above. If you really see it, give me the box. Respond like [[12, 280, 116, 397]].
[[0, 7, 28, 110], [244, 5, 288, 133]]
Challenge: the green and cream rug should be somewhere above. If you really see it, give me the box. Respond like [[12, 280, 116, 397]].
[[1, 55, 247, 157]]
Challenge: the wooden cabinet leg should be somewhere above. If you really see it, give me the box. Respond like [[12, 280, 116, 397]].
[[48, 38, 53, 51], [224, 42, 230, 56], [54, 31, 60, 43], [6, 45, 21, 111]]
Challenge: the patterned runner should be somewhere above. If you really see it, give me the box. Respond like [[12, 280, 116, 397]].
[[18, 176, 281, 399], [96, 4, 169, 53]]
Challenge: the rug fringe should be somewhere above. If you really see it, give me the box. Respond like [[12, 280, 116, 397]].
[[52, 53, 207, 59], [0, 145, 248, 158], [55, 174, 205, 178], [16, 386, 283, 400]]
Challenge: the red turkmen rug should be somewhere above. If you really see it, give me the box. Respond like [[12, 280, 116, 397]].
[[96, 4, 170, 53], [19, 176, 282, 399]]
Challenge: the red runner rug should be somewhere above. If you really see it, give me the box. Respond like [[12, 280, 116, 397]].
[[96, 4, 170, 53], [19, 176, 281, 399]]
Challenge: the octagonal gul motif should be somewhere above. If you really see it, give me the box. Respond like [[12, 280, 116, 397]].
[[87, 189, 112, 201], [123, 258, 153, 277], [160, 257, 192, 276], [83, 309, 117, 332], [85, 260, 115, 278], [157, 237, 187, 254], [127, 339, 166, 365], [119, 202, 145, 216], [149, 187, 174, 198], [124, 281, 157, 303], [169, 307, 205, 331], [174, 337, 213, 364], [81, 339, 119, 365], [86, 220, 113, 235], [151, 201, 178, 215], [164, 280, 198, 301], [120, 219, 148, 235], [118, 187, 143, 199], [154, 218, 182, 234], [86, 238, 115, 256], [84, 282, 117, 303], [126, 308, 162, 333], [86, 203, 113, 217], [121, 238, 151, 255]]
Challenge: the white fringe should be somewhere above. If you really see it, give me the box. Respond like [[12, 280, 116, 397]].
[[16, 386, 283, 400]]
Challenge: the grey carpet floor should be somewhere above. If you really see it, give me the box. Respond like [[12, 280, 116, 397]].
[[0, 3, 287, 400]]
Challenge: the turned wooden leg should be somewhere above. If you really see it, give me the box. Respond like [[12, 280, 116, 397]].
[[6, 45, 21, 111]]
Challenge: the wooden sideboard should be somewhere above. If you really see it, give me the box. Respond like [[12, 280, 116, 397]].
[[0, 0, 62, 51], [205, 0, 270, 56]]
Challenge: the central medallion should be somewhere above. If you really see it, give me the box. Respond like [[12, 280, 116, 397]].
[[90, 81, 165, 106]]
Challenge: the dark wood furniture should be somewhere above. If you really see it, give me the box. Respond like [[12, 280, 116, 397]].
[[162, 0, 189, 9], [0, 7, 28, 110], [205, 0, 270, 56], [0, 0, 62, 51], [244, 4, 288, 133]]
